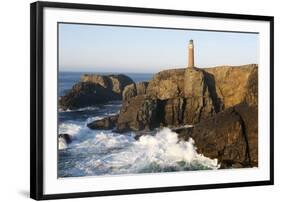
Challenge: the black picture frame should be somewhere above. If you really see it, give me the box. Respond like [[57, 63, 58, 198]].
[[30, 1, 274, 200]]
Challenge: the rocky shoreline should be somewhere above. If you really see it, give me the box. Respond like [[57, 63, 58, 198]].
[[59, 64, 258, 168]]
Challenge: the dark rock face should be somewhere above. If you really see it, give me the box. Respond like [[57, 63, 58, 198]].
[[160, 96, 215, 126], [161, 97, 185, 126], [80, 74, 134, 94], [116, 95, 160, 132], [87, 115, 119, 130], [183, 96, 215, 124], [59, 74, 134, 110], [176, 103, 257, 168], [59, 82, 119, 110], [59, 134, 72, 144], [234, 103, 258, 166], [122, 82, 149, 101], [118, 68, 218, 131]]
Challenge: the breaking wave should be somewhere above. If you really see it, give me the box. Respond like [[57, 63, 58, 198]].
[[59, 106, 100, 112], [58, 127, 219, 177], [59, 123, 82, 136]]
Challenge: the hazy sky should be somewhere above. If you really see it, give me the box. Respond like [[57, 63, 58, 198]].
[[59, 23, 258, 73]]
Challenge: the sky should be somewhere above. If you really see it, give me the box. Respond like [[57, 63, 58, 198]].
[[59, 23, 258, 73]]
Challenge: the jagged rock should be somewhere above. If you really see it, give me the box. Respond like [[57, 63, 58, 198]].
[[122, 84, 137, 101], [144, 68, 216, 127], [59, 134, 72, 144], [80, 74, 134, 94], [183, 96, 215, 124], [146, 64, 258, 110], [59, 82, 120, 110], [159, 96, 215, 126], [59, 74, 134, 110], [160, 97, 185, 126], [87, 115, 118, 130], [122, 82, 149, 101], [176, 103, 257, 167], [136, 81, 149, 95], [116, 95, 160, 132], [182, 68, 216, 123], [107, 64, 257, 132], [146, 69, 185, 99], [115, 95, 215, 132], [80, 74, 111, 88]]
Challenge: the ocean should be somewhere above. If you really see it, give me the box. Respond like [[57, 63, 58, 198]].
[[58, 72, 219, 177]]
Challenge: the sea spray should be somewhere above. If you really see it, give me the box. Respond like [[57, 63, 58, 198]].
[[100, 128, 219, 174], [58, 127, 219, 177], [59, 123, 82, 136], [58, 123, 82, 150]]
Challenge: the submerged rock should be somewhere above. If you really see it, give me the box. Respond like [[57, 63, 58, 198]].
[[59, 133, 72, 144], [87, 115, 119, 130]]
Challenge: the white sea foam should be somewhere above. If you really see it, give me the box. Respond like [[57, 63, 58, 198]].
[[108, 128, 219, 173], [85, 112, 118, 125], [59, 137, 67, 150], [58, 123, 82, 150], [85, 116, 104, 124], [59, 106, 100, 112], [59, 123, 82, 136], [65, 128, 219, 176]]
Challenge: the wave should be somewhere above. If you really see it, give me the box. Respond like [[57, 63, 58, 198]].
[[59, 137, 68, 150], [85, 112, 118, 125], [107, 128, 219, 174], [59, 123, 82, 136], [58, 123, 82, 150], [59, 128, 219, 176], [59, 106, 100, 113]]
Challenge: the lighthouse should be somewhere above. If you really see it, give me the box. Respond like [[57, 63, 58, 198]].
[[188, 39, 194, 68]]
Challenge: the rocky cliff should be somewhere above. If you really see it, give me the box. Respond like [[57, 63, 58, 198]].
[[59, 74, 134, 110], [146, 64, 257, 108], [87, 64, 258, 168], [112, 64, 257, 131], [175, 102, 258, 168]]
